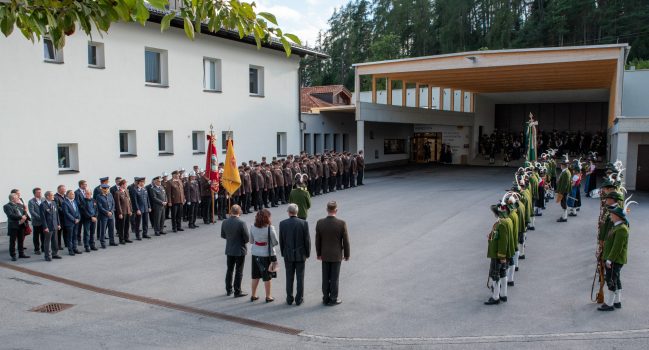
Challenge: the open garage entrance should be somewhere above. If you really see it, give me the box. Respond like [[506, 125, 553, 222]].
[[351, 44, 629, 168]]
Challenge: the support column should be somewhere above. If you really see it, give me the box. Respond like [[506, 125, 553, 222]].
[[615, 132, 628, 169], [356, 120, 365, 154], [459, 90, 464, 112], [450, 88, 455, 112], [439, 87, 443, 110], [427, 85, 432, 109], [387, 78, 392, 105], [402, 81, 407, 107], [415, 83, 420, 108], [371, 75, 377, 104]]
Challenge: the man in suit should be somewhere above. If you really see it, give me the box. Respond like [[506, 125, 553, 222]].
[[356, 150, 365, 185], [220, 205, 249, 297], [79, 189, 98, 251], [40, 191, 62, 261], [28, 187, 45, 255], [149, 176, 167, 235], [316, 201, 350, 306], [184, 172, 201, 229], [110, 177, 122, 195], [166, 170, 185, 232], [74, 180, 90, 242], [242, 165, 252, 214], [4, 193, 30, 261], [198, 173, 212, 223], [62, 190, 82, 256], [54, 185, 67, 250], [114, 179, 133, 244], [96, 184, 117, 248], [132, 177, 152, 239], [279, 204, 311, 305]]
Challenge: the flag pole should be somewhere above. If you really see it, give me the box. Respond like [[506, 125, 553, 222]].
[[210, 125, 216, 224]]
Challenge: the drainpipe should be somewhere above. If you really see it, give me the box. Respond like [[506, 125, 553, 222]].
[[298, 65, 305, 153]]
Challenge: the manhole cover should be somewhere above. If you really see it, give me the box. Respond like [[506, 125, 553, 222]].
[[30, 303, 74, 314]]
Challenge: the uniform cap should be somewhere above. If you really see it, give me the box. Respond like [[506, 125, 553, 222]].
[[100, 177, 109, 182], [100, 184, 110, 189]]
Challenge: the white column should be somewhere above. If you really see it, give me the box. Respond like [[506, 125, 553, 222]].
[[615, 132, 628, 166], [357, 120, 365, 154]]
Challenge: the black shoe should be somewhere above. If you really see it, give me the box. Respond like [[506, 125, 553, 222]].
[[295, 299, 303, 306], [250, 296, 259, 302], [536, 213, 543, 217], [34, 250, 41, 255], [155, 233, 160, 236], [125, 240, 133, 243], [85, 248, 91, 253], [91, 246, 98, 251], [234, 292, 248, 298], [177, 228, 184, 232], [68, 252, 75, 256], [327, 299, 342, 306], [499, 296, 508, 302], [160, 231, 167, 235], [172, 229, 177, 233], [143, 235, 151, 239], [265, 297, 275, 303], [528, 226, 535, 231], [52, 255, 62, 259], [120, 241, 126, 245], [136, 237, 142, 241], [101, 245, 107, 249], [286, 298, 294, 305], [598, 304, 615, 311], [45, 257, 52, 261], [519, 255, 525, 260], [19, 254, 30, 259], [515, 266, 519, 271], [322, 298, 330, 305], [614, 302, 622, 309], [11, 256, 17, 261], [226, 290, 232, 296], [507, 281, 515, 287], [193, 224, 200, 228], [568, 213, 577, 217], [109, 243, 118, 247], [484, 297, 500, 305], [557, 218, 568, 222], [188, 225, 196, 229]]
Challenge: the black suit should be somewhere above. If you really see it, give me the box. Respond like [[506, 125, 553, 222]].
[[279, 216, 311, 303], [221, 216, 250, 295], [4, 202, 29, 258]]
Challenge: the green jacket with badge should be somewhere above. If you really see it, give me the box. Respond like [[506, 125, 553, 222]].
[[557, 168, 572, 194], [488, 219, 510, 259]]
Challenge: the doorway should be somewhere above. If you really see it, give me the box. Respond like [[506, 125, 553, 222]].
[[637, 145, 649, 191], [411, 132, 442, 163]]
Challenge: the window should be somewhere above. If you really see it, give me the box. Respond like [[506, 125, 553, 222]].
[[57, 143, 78, 172], [277, 132, 287, 157], [324, 134, 331, 151], [88, 42, 105, 68], [203, 58, 222, 92], [192, 131, 206, 154], [145, 48, 168, 86], [43, 38, 64, 63], [249, 65, 264, 96], [221, 131, 232, 153], [333, 134, 339, 152], [158, 130, 173, 155], [303, 133, 312, 154], [119, 130, 137, 156], [343, 133, 349, 152]]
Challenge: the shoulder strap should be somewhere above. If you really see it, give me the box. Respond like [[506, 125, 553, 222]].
[[268, 226, 272, 256]]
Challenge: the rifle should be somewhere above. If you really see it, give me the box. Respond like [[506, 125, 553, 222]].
[[591, 242, 605, 303]]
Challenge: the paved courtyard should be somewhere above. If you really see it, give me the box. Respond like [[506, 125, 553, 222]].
[[1, 166, 648, 349]]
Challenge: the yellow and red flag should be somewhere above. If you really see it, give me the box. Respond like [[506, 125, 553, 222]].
[[204, 133, 220, 192], [221, 138, 241, 195]]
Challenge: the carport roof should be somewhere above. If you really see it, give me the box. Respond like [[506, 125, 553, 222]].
[[354, 44, 629, 93]]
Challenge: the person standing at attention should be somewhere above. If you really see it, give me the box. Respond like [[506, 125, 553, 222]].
[[316, 201, 350, 306]]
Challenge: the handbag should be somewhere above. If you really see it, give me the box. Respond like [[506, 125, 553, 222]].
[[267, 226, 279, 276], [24, 223, 32, 236]]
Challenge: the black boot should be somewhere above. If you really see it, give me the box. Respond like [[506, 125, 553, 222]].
[[484, 297, 500, 305]]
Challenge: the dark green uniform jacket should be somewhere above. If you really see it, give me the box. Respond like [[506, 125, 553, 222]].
[[557, 169, 572, 194], [288, 188, 311, 219], [488, 219, 510, 259], [604, 222, 628, 265]]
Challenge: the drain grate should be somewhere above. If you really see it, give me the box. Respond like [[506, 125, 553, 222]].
[[30, 303, 74, 314]]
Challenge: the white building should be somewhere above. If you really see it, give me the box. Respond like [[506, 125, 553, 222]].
[[0, 12, 325, 222]]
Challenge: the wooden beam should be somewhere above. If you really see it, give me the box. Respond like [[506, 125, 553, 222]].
[[450, 88, 455, 112], [459, 90, 464, 112], [402, 81, 407, 107], [469, 92, 474, 112], [439, 87, 443, 110], [371, 76, 377, 104], [386, 78, 392, 105], [427, 84, 432, 109], [415, 83, 420, 108]]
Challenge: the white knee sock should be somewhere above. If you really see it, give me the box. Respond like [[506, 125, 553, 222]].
[[614, 289, 622, 303], [520, 244, 525, 257], [605, 290, 615, 306], [514, 251, 520, 267], [491, 280, 500, 300], [531, 216, 535, 227], [508, 264, 515, 282], [500, 277, 508, 297], [562, 209, 568, 219]]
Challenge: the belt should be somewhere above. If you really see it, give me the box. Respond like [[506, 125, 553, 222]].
[[254, 242, 267, 246]]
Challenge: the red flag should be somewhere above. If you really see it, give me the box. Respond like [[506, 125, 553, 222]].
[[205, 134, 220, 192]]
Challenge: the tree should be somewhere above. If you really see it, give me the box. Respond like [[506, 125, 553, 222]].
[[0, 0, 301, 56]]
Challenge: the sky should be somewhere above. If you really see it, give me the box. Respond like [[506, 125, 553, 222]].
[[255, 0, 349, 47]]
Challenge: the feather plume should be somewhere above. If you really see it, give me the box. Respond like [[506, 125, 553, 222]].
[[624, 195, 638, 213]]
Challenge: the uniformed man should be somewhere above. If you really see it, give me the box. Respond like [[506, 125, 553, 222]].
[[161, 172, 171, 219], [242, 166, 252, 214], [96, 184, 117, 248], [166, 170, 185, 232], [255, 164, 266, 210], [356, 150, 365, 185], [265, 164, 277, 207], [283, 163, 293, 201], [185, 171, 201, 228], [484, 203, 511, 305], [113, 179, 132, 244], [274, 163, 286, 205], [134, 177, 151, 239], [556, 156, 572, 222], [149, 176, 167, 235], [93, 177, 110, 199], [598, 199, 634, 311]]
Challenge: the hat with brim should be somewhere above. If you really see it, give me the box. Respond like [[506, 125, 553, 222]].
[[600, 179, 616, 189], [100, 184, 110, 189], [603, 191, 624, 201], [100, 177, 109, 182], [608, 206, 628, 224]]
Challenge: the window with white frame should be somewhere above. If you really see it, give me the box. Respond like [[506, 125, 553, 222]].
[[249, 65, 264, 96], [57, 143, 79, 172], [145, 48, 168, 86], [192, 131, 206, 154], [221, 131, 232, 153], [88, 42, 105, 68], [277, 132, 287, 157], [203, 58, 222, 92], [158, 130, 174, 155], [119, 130, 137, 156], [43, 38, 64, 63]]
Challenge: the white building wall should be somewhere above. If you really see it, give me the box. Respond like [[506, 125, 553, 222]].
[[301, 113, 356, 153], [622, 70, 649, 117], [364, 122, 412, 165], [0, 22, 300, 221]]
